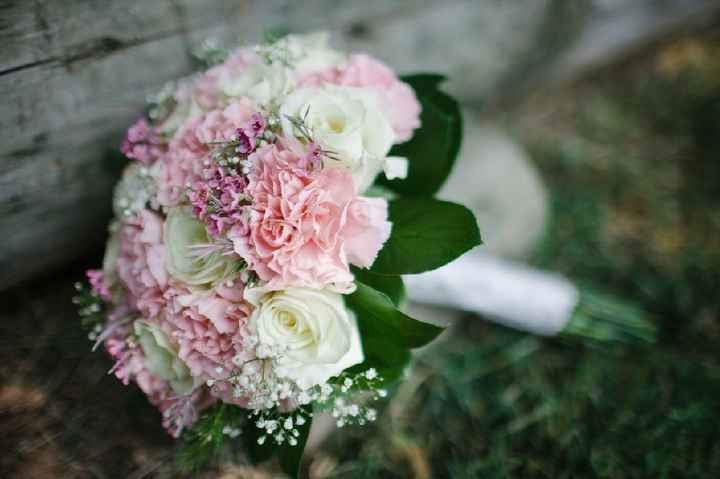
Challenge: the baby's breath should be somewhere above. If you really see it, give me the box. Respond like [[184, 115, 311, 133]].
[[73, 282, 106, 331]]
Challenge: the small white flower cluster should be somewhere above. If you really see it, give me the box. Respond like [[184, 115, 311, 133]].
[[245, 367, 386, 447], [86, 322, 104, 342], [221, 425, 241, 438], [322, 368, 385, 428], [331, 397, 378, 428], [192, 37, 228, 67], [73, 281, 106, 331], [253, 409, 309, 447], [206, 335, 309, 411], [180, 364, 387, 448], [254, 37, 296, 68], [76, 300, 102, 317], [112, 163, 157, 219], [147, 81, 177, 123]]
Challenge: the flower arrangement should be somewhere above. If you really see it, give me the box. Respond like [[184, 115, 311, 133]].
[[76, 32, 479, 476]]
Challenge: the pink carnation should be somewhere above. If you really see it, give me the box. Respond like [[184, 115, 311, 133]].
[[115, 209, 169, 318], [161, 283, 252, 383], [233, 141, 392, 290], [105, 323, 213, 437], [299, 53, 421, 142], [157, 99, 258, 206]]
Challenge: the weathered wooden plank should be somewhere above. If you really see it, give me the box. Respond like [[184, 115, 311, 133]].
[[0, 37, 191, 149], [0, 0, 440, 74], [0, 36, 192, 289], [8, 0, 529, 289], [1, 0, 549, 151], [0, 0, 183, 73]]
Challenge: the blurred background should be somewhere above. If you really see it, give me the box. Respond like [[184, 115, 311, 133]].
[[2, 0, 720, 477]]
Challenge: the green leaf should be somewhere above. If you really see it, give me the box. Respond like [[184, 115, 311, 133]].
[[245, 410, 313, 479], [346, 282, 444, 381], [379, 74, 463, 196], [178, 404, 245, 474], [246, 423, 274, 465], [348, 283, 443, 348], [351, 267, 406, 306], [346, 339, 411, 384], [370, 198, 481, 275], [278, 410, 313, 478]]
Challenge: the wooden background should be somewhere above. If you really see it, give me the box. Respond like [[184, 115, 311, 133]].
[[0, 0, 715, 290]]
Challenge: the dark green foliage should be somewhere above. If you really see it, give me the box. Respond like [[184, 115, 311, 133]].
[[345, 282, 444, 382], [380, 74, 463, 196], [73, 282, 106, 330], [245, 408, 313, 479], [178, 404, 313, 478], [351, 267, 406, 306], [245, 420, 275, 466], [177, 404, 244, 474], [348, 283, 443, 349], [277, 410, 313, 478], [370, 198, 482, 275]]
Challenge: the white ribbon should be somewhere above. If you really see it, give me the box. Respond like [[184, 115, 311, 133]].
[[404, 253, 579, 336]]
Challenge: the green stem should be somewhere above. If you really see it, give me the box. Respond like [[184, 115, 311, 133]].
[[562, 287, 657, 344]]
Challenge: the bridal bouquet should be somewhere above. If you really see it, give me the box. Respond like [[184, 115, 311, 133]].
[[75, 33, 478, 476]]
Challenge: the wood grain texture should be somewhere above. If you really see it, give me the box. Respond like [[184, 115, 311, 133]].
[[0, 0, 554, 289], [4, 0, 716, 290]]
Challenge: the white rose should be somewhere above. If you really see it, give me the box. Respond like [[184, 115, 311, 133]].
[[134, 320, 198, 395], [164, 207, 239, 288], [219, 62, 291, 105], [245, 287, 364, 390], [280, 85, 395, 192], [282, 32, 346, 74]]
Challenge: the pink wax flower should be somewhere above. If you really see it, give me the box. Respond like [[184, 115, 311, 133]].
[[297, 142, 323, 174], [86, 269, 112, 301], [187, 165, 249, 237], [157, 99, 258, 206], [298, 53, 421, 143], [235, 128, 256, 154], [245, 112, 267, 138], [233, 141, 392, 290], [121, 118, 164, 164]]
